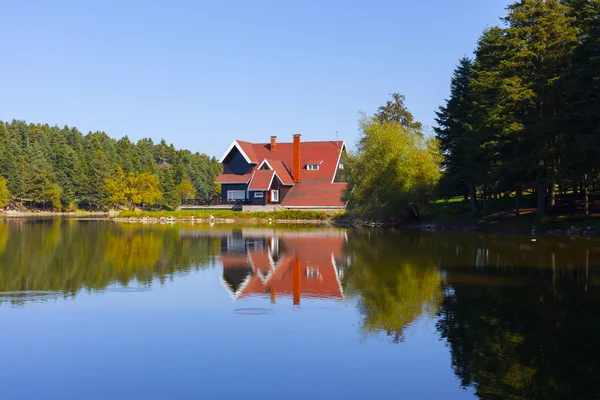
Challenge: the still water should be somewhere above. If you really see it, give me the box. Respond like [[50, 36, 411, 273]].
[[0, 219, 599, 399]]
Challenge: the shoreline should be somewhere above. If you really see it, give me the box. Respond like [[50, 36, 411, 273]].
[[111, 215, 600, 237], [1, 210, 118, 218], [2, 210, 599, 237]]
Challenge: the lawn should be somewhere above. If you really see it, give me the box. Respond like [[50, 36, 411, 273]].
[[117, 209, 345, 222]]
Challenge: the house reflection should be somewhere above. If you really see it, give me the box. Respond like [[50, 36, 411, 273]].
[[218, 229, 348, 304]]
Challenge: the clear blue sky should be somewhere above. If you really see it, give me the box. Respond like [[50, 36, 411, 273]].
[[1, 0, 510, 157]]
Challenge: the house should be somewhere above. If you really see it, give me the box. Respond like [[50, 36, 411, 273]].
[[215, 134, 347, 208], [219, 230, 347, 304]]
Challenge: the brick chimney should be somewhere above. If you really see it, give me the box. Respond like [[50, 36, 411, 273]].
[[293, 134, 301, 183], [270, 136, 277, 151]]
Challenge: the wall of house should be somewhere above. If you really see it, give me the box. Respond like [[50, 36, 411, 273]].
[[223, 148, 253, 174], [270, 179, 284, 204], [333, 149, 348, 183], [221, 184, 249, 201], [248, 191, 267, 205]]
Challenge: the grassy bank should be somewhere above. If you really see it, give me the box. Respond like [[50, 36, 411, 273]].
[[117, 209, 345, 223], [426, 193, 600, 233]]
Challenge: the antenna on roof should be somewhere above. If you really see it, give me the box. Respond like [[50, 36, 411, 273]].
[[336, 131, 339, 146]]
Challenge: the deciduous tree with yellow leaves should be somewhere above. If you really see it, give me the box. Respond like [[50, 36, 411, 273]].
[[344, 94, 442, 219], [105, 167, 162, 210], [0, 177, 11, 208]]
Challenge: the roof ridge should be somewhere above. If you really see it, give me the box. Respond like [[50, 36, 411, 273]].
[[248, 140, 344, 145]]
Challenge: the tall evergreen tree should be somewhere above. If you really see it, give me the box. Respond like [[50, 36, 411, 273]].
[[501, 0, 579, 215], [374, 93, 423, 132], [0, 119, 220, 211], [435, 57, 479, 212]]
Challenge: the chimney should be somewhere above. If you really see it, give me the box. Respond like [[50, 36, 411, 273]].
[[270, 136, 277, 151], [292, 134, 301, 183]]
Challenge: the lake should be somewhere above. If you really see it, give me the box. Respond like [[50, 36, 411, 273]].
[[0, 219, 599, 399]]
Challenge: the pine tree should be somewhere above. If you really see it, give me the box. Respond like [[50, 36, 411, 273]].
[[435, 57, 479, 212], [562, 0, 600, 214], [374, 93, 423, 132], [501, 0, 579, 215], [22, 143, 56, 208], [0, 119, 221, 211]]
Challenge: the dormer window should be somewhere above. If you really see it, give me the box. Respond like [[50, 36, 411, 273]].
[[306, 164, 320, 171]]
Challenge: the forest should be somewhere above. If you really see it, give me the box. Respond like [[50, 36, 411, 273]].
[[2, 0, 598, 220], [0, 119, 221, 211], [435, 0, 600, 217]]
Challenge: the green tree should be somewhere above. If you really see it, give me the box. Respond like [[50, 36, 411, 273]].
[[435, 57, 480, 213], [175, 178, 196, 203], [105, 169, 162, 210], [0, 177, 11, 208], [0, 119, 220, 211], [344, 114, 442, 219], [562, 0, 600, 214], [500, 0, 579, 215], [43, 183, 62, 210], [105, 167, 128, 207], [22, 143, 58, 208], [374, 92, 423, 131], [135, 172, 162, 207]]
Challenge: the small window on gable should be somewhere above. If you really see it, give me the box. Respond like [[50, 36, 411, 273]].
[[307, 164, 319, 171], [338, 163, 344, 170]]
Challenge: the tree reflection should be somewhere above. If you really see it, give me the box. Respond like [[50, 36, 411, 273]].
[[435, 235, 600, 399], [0, 220, 218, 302], [0, 222, 7, 255], [345, 231, 443, 342]]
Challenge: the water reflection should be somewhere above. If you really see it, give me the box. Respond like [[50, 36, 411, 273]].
[[433, 234, 600, 399], [2, 220, 600, 398], [218, 229, 346, 303], [343, 231, 443, 342], [0, 219, 219, 303]]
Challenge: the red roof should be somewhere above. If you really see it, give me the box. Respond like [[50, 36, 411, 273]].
[[248, 170, 276, 191], [215, 173, 252, 184], [218, 138, 347, 207], [283, 183, 347, 207], [236, 140, 344, 185], [265, 159, 294, 186]]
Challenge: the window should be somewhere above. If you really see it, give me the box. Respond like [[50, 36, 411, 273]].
[[254, 192, 264, 198], [227, 190, 246, 201], [338, 163, 344, 170], [271, 190, 279, 202], [307, 164, 319, 171]]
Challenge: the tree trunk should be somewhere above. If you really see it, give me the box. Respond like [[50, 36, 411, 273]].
[[537, 181, 546, 217], [549, 183, 555, 208], [468, 182, 477, 214], [585, 174, 589, 216], [516, 186, 522, 216], [482, 186, 488, 214]]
